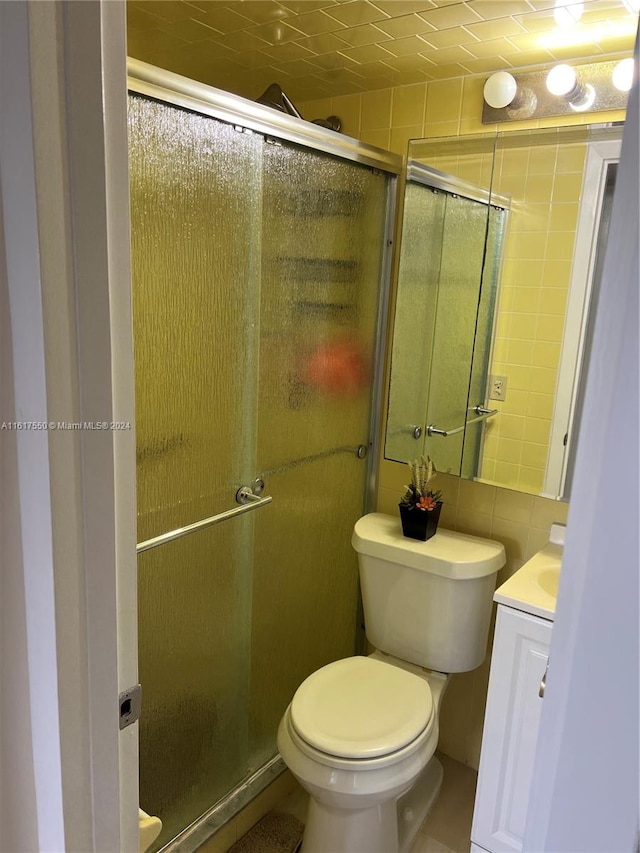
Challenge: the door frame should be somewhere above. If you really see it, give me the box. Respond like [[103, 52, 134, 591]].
[[544, 135, 622, 498], [0, 2, 138, 850]]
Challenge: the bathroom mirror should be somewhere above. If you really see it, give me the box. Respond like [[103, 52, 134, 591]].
[[385, 123, 623, 500]]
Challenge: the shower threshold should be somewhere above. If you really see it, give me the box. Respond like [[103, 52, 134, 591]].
[[158, 754, 287, 853]]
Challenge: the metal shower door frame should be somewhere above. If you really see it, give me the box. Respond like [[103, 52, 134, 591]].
[[127, 60, 401, 852]]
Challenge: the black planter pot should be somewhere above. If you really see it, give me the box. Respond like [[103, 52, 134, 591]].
[[398, 501, 443, 541]]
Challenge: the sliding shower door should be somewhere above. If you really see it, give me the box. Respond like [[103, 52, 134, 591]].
[[129, 97, 264, 848], [386, 182, 446, 462], [250, 144, 387, 767], [424, 192, 489, 472], [128, 86, 394, 851], [462, 205, 506, 478], [386, 182, 490, 473]]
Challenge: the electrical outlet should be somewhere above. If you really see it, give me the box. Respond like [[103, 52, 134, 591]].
[[489, 375, 508, 401]]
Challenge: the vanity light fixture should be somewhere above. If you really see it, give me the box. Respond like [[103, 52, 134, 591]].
[[482, 59, 632, 123]]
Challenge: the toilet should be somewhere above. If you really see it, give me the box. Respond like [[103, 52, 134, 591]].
[[277, 512, 505, 853]]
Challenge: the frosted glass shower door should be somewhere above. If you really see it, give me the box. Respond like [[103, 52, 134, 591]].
[[249, 144, 389, 768], [386, 185, 489, 473], [424, 193, 489, 473], [386, 183, 446, 461], [462, 205, 507, 479], [129, 96, 263, 850]]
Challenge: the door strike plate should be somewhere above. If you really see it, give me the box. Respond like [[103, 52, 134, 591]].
[[119, 684, 142, 730]]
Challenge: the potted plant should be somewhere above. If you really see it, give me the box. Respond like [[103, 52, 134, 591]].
[[399, 456, 443, 541]]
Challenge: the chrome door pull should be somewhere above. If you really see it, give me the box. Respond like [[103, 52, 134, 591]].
[[236, 486, 270, 505], [137, 483, 272, 554], [539, 662, 549, 698], [426, 424, 449, 437]]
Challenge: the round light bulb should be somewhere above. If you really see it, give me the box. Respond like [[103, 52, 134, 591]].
[[483, 72, 518, 109], [612, 58, 634, 92], [546, 64, 577, 96]]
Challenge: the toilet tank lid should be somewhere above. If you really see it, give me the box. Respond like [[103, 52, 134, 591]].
[[352, 513, 505, 580]]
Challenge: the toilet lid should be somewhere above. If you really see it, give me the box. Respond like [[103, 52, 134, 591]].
[[290, 657, 433, 759]]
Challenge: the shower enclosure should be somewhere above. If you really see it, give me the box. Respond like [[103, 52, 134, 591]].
[[127, 61, 400, 852]]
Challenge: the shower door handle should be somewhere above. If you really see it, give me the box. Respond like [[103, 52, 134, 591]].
[[136, 485, 272, 554], [427, 408, 498, 438], [426, 423, 465, 437]]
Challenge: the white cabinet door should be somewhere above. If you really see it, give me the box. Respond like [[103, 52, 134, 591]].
[[471, 605, 552, 853]]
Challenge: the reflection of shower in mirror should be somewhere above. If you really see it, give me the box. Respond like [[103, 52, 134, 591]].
[[385, 161, 509, 481], [385, 124, 623, 500]]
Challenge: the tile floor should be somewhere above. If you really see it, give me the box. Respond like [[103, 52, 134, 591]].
[[274, 751, 478, 853]]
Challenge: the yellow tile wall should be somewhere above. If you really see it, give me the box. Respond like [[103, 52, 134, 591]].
[[377, 460, 568, 769], [300, 71, 627, 156], [481, 139, 587, 493], [302, 67, 625, 768]]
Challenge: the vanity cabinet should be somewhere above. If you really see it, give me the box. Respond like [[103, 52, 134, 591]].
[[471, 604, 553, 853]]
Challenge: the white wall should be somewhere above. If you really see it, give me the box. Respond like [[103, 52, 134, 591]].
[[0, 183, 40, 853], [524, 30, 639, 853], [0, 2, 138, 850], [0, 3, 67, 848]]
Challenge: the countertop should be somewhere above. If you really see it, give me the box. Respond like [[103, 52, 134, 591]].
[[493, 524, 565, 622]]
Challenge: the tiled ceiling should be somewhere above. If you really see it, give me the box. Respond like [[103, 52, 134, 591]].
[[126, 0, 639, 102]]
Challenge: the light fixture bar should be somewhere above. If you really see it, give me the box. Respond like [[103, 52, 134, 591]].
[[482, 59, 632, 124]]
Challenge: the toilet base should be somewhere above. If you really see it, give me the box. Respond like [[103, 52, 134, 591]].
[[398, 755, 443, 853], [302, 796, 398, 853], [300, 755, 444, 853]]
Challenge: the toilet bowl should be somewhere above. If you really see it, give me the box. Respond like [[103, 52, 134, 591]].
[[278, 513, 505, 853], [277, 655, 448, 853]]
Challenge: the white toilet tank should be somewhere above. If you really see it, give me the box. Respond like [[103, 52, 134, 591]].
[[352, 513, 505, 673]]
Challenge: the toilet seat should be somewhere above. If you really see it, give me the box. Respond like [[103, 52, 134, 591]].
[[290, 656, 434, 760]]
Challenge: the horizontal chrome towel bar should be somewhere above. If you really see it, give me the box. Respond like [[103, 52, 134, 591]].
[[136, 487, 272, 554], [471, 406, 499, 417], [260, 443, 368, 477], [427, 408, 498, 438], [427, 423, 464, 438]]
